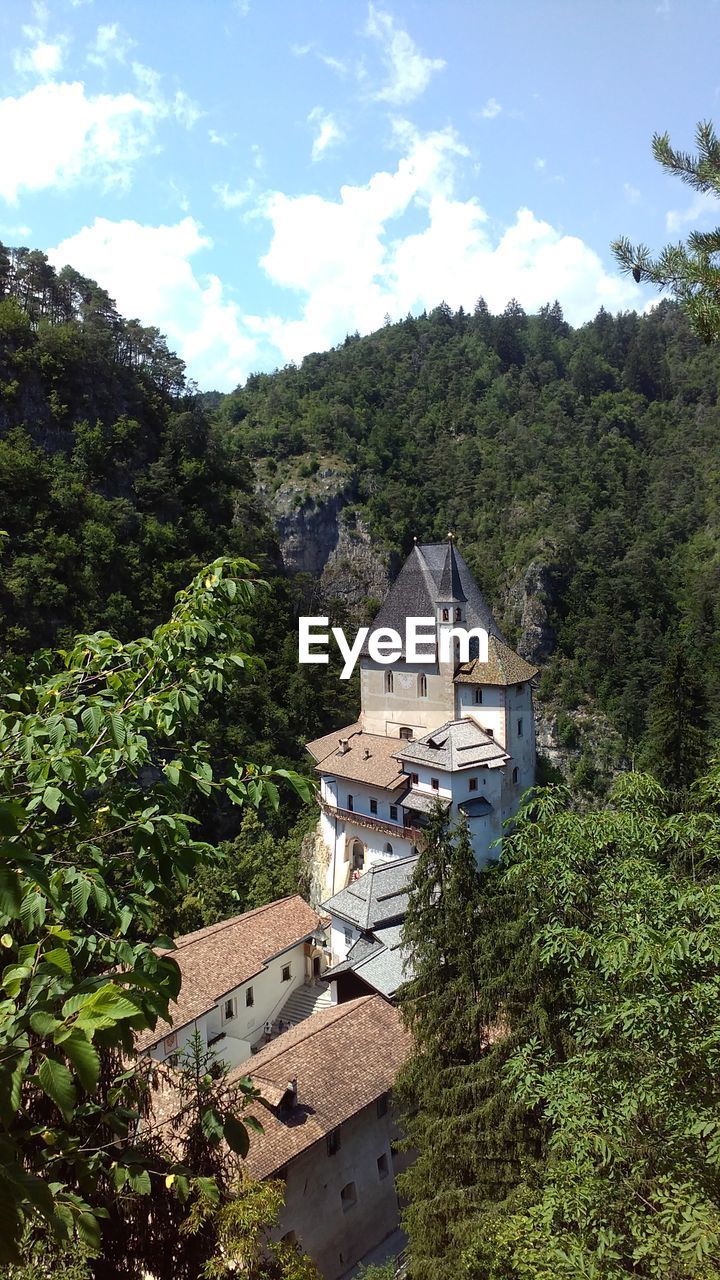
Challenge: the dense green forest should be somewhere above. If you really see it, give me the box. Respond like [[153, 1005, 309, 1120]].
[[2, 242, 718, 801], [223, 297, 720, 779]]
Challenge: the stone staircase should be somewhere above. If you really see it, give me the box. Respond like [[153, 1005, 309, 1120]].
[[272, 981, 333, 1035]]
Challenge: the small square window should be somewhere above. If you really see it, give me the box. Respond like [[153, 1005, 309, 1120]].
[[431, 778, 439, 791], [376, 1093, 388, 1118], [370, 798, 378, 815], [327, 1127, 341, 1156], [245, 987, 254, 1008], [410, 772, 419, 785], [282, 964, 291, 982], [377, 1153, 389, 1180], [223, 998, 236, 1021], [469, 777, 478, 792], [389, 805, 397, 821], [340, 1181, 357, 1210]]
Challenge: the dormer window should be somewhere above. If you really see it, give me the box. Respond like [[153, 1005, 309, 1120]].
[[441, 608, 449, 622], [418, 674, 427, 698], [385, 671, 393, 694]]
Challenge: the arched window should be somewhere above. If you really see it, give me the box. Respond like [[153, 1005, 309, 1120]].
[[418, 673, 427, 698], [474, 688, 483, 704], [384, 842, 393, 855], [441, 608, 449, 622], [512, 767, 519, 784], [385, 670, 393, 694], [455, 607, 462, 621], [399, 726, 413, 740]]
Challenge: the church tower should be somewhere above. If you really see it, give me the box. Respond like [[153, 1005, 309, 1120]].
[[306, 540, 538, 901]]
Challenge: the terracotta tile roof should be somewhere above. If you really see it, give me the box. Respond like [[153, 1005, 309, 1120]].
[[241, 996, 412, 1178], [305, 723, 407, 792], [454, 634, 539, 686], [136, 896, 322, 1051]]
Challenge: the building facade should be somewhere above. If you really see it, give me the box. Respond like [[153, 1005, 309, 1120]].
[[307, 540, 538, 903]]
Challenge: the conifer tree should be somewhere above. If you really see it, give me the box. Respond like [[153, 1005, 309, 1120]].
[[613, 120, 720, 343], [640, 637, 709, 797], [396, 808, 558, 1280]]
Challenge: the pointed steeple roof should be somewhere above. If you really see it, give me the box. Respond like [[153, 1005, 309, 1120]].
[[361, 541, 506, 657], [436, 540, 466, 603]]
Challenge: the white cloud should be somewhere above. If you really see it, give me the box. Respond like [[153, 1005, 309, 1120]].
[[365, 4, 445, 105], [0, 66, 199, 204], [480, 97, 502, 119], [255, 124, 638, 364], [0, 82, 158, 203], [214, 180, 255, 210], [0, 223, 32, 242], [87, 23, 134, 68], [534, 157, 546, 171], [48, 217, 261, 390], [308, 107, 344, 162], [666, 189, 720, 232], [208, 128, 230, 147], [623, 182, 641, 205], [13, 39, 65, 78]]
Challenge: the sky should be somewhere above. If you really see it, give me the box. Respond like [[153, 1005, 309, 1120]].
[[1, 0, 719, 391]]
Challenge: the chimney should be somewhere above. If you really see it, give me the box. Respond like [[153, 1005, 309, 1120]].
[[363, 747, 371, 760], [338, 738, 349, 755], [280, 1077, 298, 1112]]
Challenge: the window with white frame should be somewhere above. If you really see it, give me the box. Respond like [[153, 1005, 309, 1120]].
[[281, 964, 291, 982], [223, 997, 236, 1022]]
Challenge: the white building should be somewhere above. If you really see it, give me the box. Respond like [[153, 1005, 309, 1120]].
[[306, 540, 538, 901], [136, 896, 328, 1069]]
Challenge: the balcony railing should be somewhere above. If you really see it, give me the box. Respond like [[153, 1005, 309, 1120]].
[[318, 797, 424, 847]]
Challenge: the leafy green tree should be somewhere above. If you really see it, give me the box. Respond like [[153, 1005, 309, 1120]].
[[0, 557, 311, 1262], [613, 121, 720, 344], [463, 771, 720, 1280]]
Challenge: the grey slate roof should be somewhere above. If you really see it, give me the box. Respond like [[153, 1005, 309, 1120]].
[[402, 789, 450, 815], [325, 923, 413, 999], [321, 855, 418, 930], [458, 795, 494, 817], [360, 542, 504, 658], [396, 718, 509, 772]]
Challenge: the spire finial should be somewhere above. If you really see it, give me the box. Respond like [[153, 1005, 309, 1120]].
[[448, 531, 454, 542], [413, 535, 417, 543]]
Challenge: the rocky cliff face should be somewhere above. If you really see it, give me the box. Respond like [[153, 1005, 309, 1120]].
[[505, 558, 560, 664], [262, 468, 388, 619]]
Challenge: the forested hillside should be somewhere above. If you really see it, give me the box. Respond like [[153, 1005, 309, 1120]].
[[221, 298, 720, 782], [0, 246, 357, 843], [1, 242, 718, 803]]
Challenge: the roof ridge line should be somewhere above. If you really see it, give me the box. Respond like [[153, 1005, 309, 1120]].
[[173, 895, 302, 950]]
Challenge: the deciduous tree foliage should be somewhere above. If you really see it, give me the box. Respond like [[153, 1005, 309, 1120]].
[[455, 772, 720, 1279], [0, 557, 311, 1262]]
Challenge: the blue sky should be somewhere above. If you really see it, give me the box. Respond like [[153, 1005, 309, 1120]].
[[1, 0, 719, 390]]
